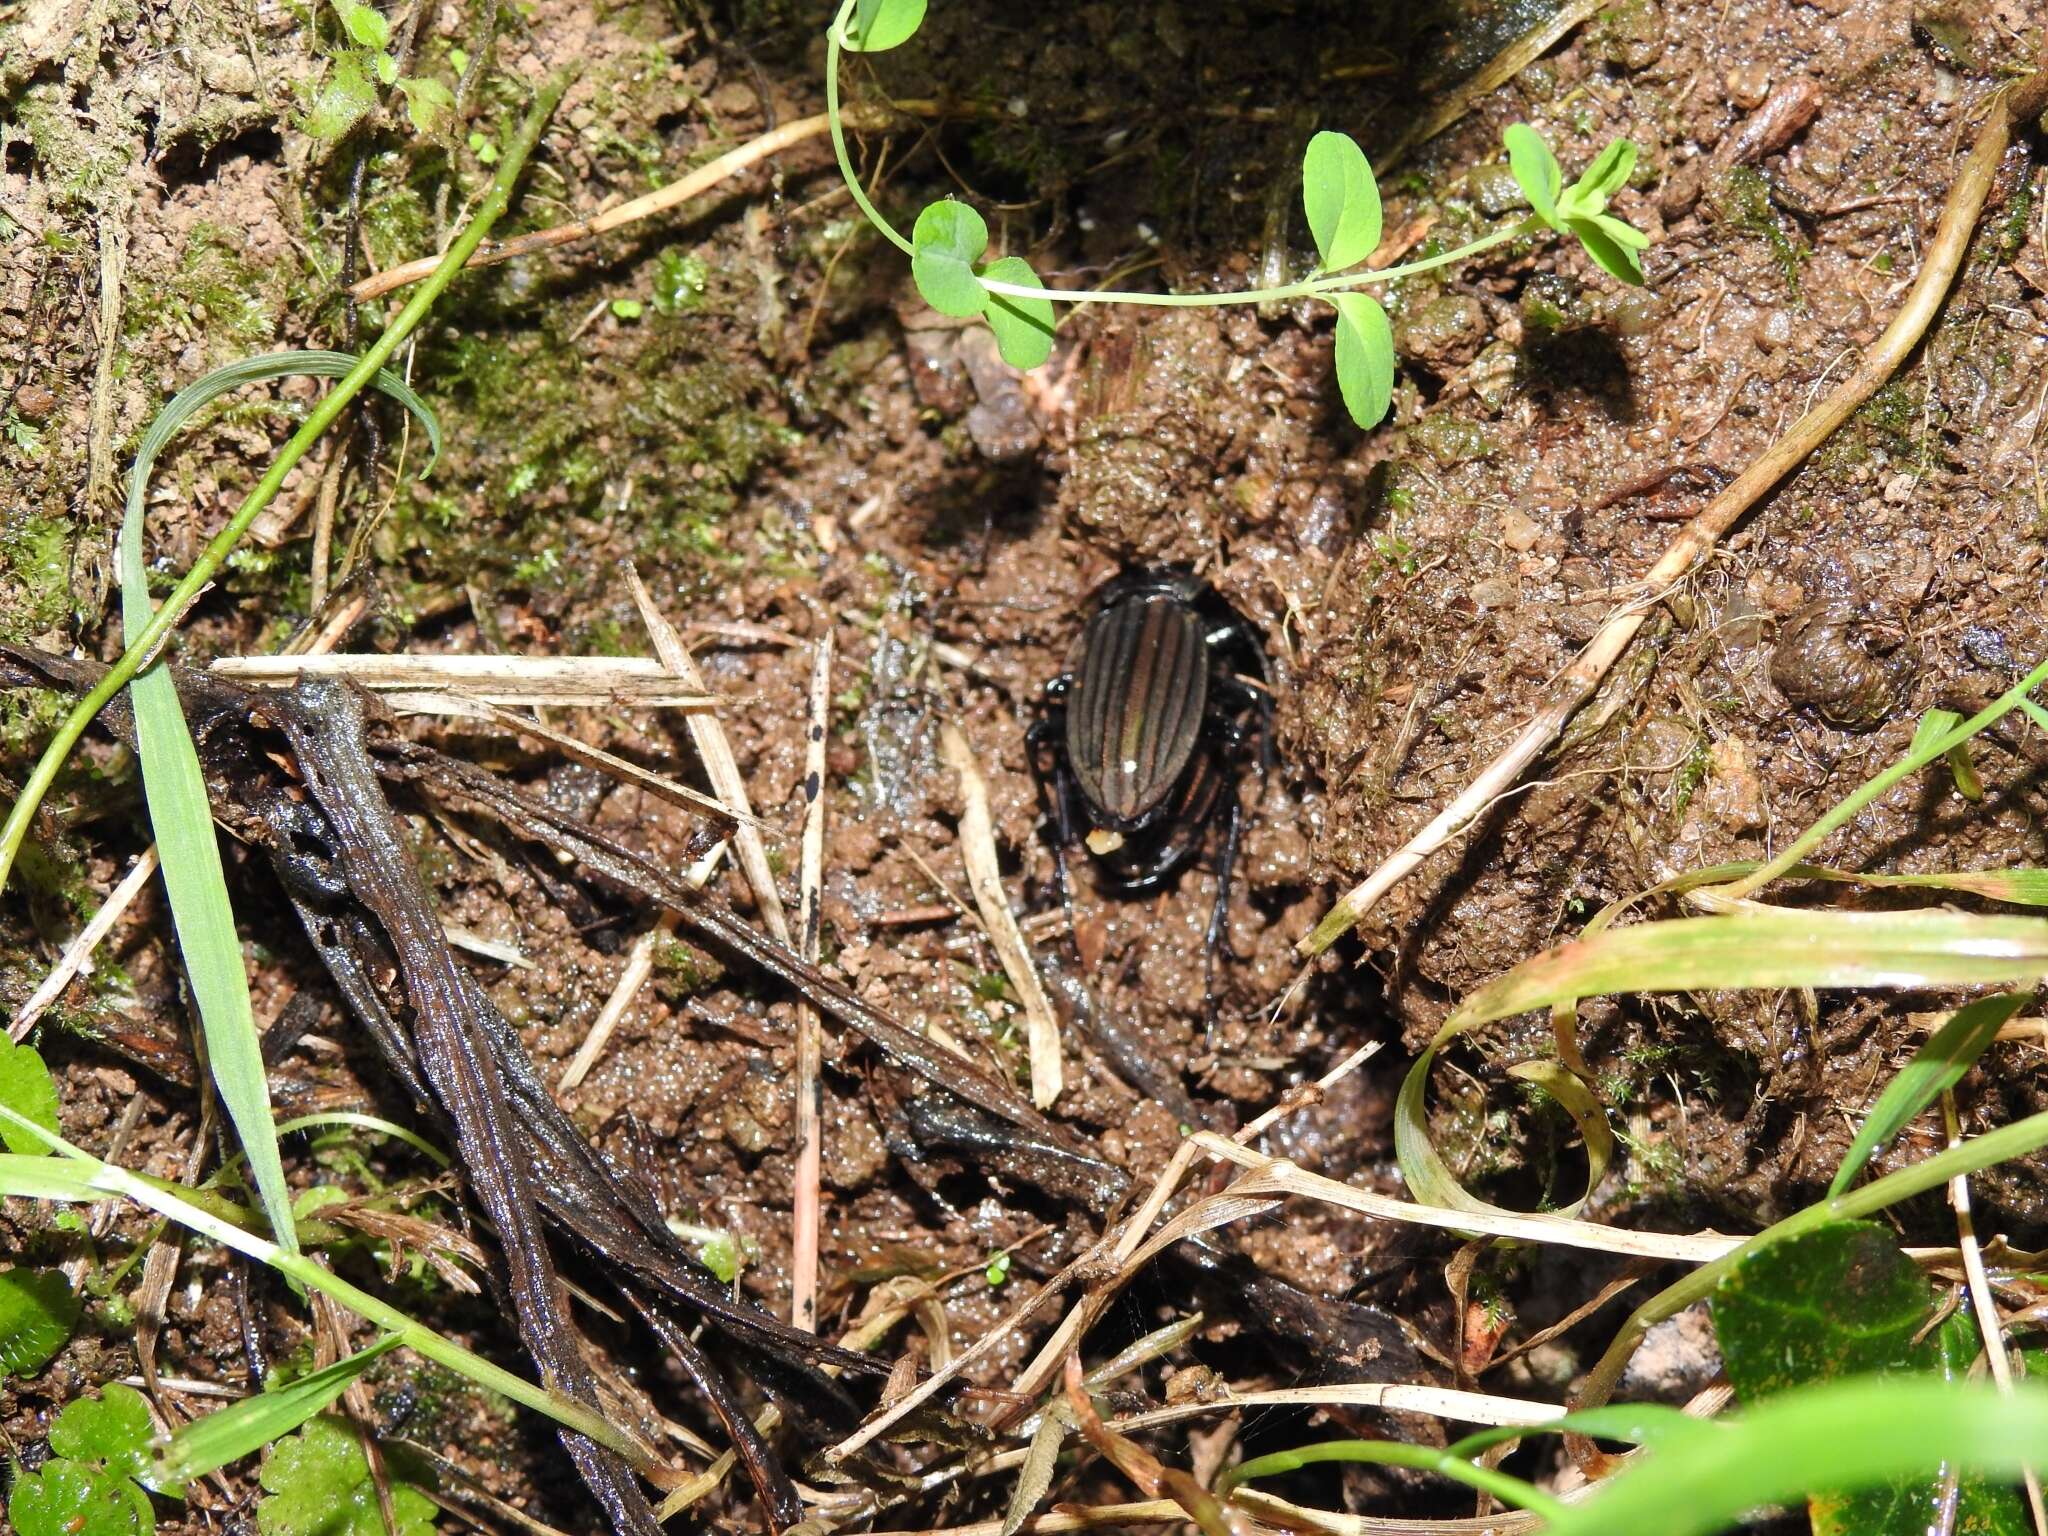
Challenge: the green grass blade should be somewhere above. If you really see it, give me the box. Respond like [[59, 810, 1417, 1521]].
[[0, 1103, 644, 1466], [1828, 990, 2030, 1197], [117, 354, 440, 1260], [1543, 1377, 2048, 1536], [0, 75, 567, 904], [1712, 655, 2048, 901], [1445, 906, 2048, 1036], [147, 1334, 402, 1492]]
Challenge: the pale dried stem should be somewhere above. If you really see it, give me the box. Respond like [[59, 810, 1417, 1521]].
[[212, 652, 715, 708], [939, 724, 1063, 1108], [348, 108, 894, 303], [1303, 73, 2048, 955], [1945, 1092, 2047, 1534], [11, 848, 159, 1040], [471, 698, 749, 825], [624, 566, 792, 943], [791, 632, 832, 1332], [558, 846, 722, 1092]]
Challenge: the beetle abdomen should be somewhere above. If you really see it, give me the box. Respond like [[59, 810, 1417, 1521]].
[[1066, 590, 1207, 825]]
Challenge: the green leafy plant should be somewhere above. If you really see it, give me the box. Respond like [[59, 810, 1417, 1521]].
[[0, 1265, 81, 1378], [824, 0, 1648, 426], [1714, 1221, 2028, 1533], [304, 0, 459, 142], [7, 1384, 156, 1536], [0, 1035, 76, 1378], [257, 1416, 437, 1536]]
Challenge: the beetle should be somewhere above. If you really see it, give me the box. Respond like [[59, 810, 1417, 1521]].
[[1027, 568, 1271, 996]]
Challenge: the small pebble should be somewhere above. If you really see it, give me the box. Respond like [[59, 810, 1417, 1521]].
[[1726, 62, 1772, 109]]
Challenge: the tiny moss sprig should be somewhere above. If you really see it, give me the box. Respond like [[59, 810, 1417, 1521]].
[[827, 0, 1649, 428]]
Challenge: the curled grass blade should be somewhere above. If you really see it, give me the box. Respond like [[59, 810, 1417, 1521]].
[[121, 355, 438, 1258], [1217, 1437, 1564, 1521], [0, 75, 569, 903]]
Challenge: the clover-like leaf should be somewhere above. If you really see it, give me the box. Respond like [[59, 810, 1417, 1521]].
[[911, 200, 990, 318], [1301, 130, 1382, 272], [53, 1384, 155, 1476], [1503, 123, 1564, 229], [841, 0, 926, 52], [258, 1416, 436, 1536], [1329, 292, 1394, 429], [979, 256, 1056, 370], [8, 1459, 151, 1536]]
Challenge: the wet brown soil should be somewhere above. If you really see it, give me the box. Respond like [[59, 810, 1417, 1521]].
[[5, 0, 2048, 1527]]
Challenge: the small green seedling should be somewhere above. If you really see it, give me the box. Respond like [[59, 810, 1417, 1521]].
[[825, 0, 1650, 428], [7, 1384, 157, 1536], [984, 1249, 1012, 1287]]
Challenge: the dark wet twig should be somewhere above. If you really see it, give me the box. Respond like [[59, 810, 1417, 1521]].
[[271, 679, 667, 1536]]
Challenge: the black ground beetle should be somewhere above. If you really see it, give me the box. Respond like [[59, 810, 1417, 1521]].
[[1028, 568, 1271, 993]]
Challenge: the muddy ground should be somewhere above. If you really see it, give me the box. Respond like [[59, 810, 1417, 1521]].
[[5, 0, 2048, 1527]]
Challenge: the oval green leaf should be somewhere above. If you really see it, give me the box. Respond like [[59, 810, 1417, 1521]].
[[1566, 138, 1638, 208], [979, 256, 1055, 370], [0, 1035, 59, 1156], [1569, 213, 1647, 285], [911, 199, 990, 318], [841, 0, 926, 52], [1301, 129, 1382, 272], [1329, 292, 1394, 429], [335, 0, 389, 50], [1502, 123, 1563, 229], [0, 1266, 81, 1378]]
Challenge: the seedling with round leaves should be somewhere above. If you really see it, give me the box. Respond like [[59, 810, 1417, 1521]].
[[827, 0, 1649, 428]]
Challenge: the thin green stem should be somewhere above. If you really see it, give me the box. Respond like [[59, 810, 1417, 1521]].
[[825, 0, 915, 259], [1217, 1439, 1565, 1522], [1705, 655, 2048, 904], [0, 75, 571, 900], [975, 218, 1543, 308]]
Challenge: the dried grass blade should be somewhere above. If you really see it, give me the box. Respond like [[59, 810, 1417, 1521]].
[[623, 564, 790, 940], [939, 724, 1062, 1107], [212, 652, 714, 709]]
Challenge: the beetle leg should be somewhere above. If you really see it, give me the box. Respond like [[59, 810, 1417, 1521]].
[[1202, 794, 1243, 1044], [1024, 701, 1084, 955]]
